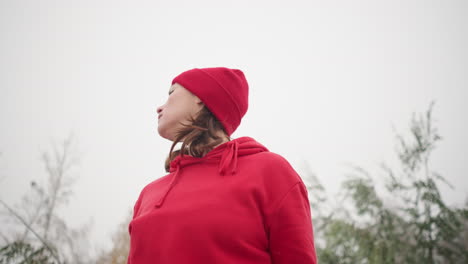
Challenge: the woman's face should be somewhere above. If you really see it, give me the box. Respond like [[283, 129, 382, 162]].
[[156, 83, 203, 141]]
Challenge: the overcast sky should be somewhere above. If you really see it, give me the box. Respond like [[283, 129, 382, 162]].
[[1, 0, 467, 253]]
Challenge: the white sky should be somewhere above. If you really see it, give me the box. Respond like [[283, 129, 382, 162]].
[[1, 0, 467, 253]]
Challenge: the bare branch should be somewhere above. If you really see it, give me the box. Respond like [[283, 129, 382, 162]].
[[0, 199, 62, 264]]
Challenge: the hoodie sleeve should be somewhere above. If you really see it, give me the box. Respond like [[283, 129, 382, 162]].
[[268, 181, 317, 264], [127, 187, 145, 264]]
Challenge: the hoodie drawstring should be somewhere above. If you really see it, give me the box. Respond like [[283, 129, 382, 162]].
[[155, 140, 240, 208], [155, 158, 181, 208], [218, 140, 239, 176]]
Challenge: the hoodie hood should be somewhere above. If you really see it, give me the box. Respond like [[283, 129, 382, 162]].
[[155, 136, 268, 208]]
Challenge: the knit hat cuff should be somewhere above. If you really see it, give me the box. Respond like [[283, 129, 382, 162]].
[[172, 70, 241, 135]]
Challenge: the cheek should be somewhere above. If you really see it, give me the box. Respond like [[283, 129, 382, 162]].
[[159, 108, 187, 129], [175, 101, 199, 121], [164, 96, 198, 124]]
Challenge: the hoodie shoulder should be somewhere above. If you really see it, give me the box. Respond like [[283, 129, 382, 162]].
[[241, 151, 306, 215], [248, 151, 294, 166], [244, 151, 302, 182]]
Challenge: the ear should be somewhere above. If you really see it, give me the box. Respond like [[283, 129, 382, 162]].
[[194, 96, 203, 105], [196, 101, 205, 109]]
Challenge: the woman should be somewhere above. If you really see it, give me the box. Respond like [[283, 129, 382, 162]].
[[127, 67, 317, 264]]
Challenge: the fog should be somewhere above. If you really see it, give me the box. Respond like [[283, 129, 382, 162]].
[[1, 0, 467, 252]]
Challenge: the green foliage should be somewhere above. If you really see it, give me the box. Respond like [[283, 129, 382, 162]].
[[313, 102, 468, 264], [0, 241, 56, 264]]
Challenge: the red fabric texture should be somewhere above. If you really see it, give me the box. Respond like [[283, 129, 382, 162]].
[[127, 137, 317, 264], [171, 67, 249, 136]]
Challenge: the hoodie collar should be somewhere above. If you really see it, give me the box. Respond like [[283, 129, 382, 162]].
[[155, 137, 268, 208]]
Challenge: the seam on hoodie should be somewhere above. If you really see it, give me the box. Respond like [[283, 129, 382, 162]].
[[266, 181, 302, 228]]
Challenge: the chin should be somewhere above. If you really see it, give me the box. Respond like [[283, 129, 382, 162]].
[[158, 126, 176, 142]]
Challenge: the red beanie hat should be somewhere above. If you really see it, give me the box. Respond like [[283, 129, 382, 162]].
[[171, 67, 249, 136]]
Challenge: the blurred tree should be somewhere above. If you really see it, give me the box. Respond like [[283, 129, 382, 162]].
[[314, 102, 468, 263], [0, 134, 92, 264], [0, 241, 55, 264], [95, 210, 131, 264], [87, 102, 468, 264]]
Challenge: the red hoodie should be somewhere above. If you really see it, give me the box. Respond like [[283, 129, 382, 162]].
[[128, 137, 317, 264]]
